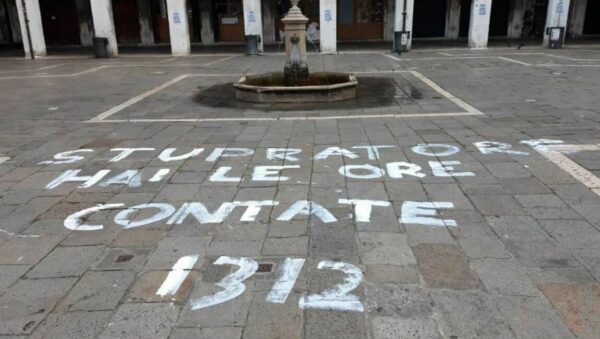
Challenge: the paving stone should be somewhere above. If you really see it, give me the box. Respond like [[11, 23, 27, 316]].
[[128, 270, 199, 303], [212, 222, 268, 241], [515, 194, 581, 219], [494, 295, 576, 339], [357, 232, 416, 265], [371, 316, 442, 339], [267, 221, 307, 238], [27, 245, 104, 278], [0, 236, 62, 265], [424, 183, 474, 210], [0, 265, 30, 292], [470, 194, 529, 216], [0, 277, 77, 335], [449, 220, 510, 259], [413, 244, 480, 290], [111, 229, 165, 248], [243, 292, 303, 339], [0, 196, 62, 233], [305, 309, 368, 339], [470, 258, 538, 296], [404, 223, 456, 246], [431, 290, 514, 339], [178, 281, 254, 327], [539, 283, 600, 338], [169, 327, 242, 339], [60, 225, 121, 246], [459, 183, 510, 195], [263, 236, 308, 256], [30, 311, 112, 339], [99, 303, 178, 339], [94, 247, 150, 271], [384, 181, 428, 202], [486, 216, 578, 267], [364, 284, 433, 318], [550, 184, 600, 229], [484, 162, 532, 178], [143, 236, 212, 271], [208, 241, 262, 256], [57, 270, 135, 311], [523, 266, 596, 284], [364, 264, 420, 284]]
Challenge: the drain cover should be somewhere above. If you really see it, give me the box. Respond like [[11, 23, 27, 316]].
[[115, 254, 134, 263], [257, 263, 273, 273]]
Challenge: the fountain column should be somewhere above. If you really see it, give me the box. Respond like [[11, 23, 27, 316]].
[[282, 0, 309, 86]]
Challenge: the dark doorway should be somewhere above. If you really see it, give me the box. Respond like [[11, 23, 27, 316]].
[[413, 0, 447, 38], [0, 0, 14, 43], [530, 0, 548, 39], [112, 0, 141, 44], [459, 0, 472, 37], [150, 0, 169, 43], [489, 0, 509, 36], [39, 0, 80, 45], [583, 0, 600, 35]]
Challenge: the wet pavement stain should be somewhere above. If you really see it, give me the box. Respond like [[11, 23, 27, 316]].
[[194, 77, 397, 111]]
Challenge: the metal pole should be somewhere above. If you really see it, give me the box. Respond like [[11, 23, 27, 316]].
[[20, 0, 34, 59], [402, 0, 407, 31]]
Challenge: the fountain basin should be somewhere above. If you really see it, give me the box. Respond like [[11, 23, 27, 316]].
[[233, 72, 358, 103]]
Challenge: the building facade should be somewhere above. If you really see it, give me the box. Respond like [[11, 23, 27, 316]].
[[0, 0, 598, 58]]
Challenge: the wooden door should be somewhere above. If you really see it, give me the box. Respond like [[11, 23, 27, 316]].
[[113, 0, 141, 44], [215, 0, 244, 42]]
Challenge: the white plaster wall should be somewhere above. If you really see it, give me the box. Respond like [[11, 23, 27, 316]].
[[15, 0, 46, 58]]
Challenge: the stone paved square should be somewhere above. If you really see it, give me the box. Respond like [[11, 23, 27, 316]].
[[1, 26, 600, 338]]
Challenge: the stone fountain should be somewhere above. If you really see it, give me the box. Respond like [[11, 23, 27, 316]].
[[233, 0, 357, 103]]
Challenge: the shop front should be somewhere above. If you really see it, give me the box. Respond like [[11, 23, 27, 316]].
[[337, 0, 384, 41]]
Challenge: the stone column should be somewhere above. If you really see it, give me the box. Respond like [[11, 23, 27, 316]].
[[90, 0, 118, 55], [445, 0, 461, 39], [262, 0, 275, 44], [320, 0, 336, 53], [242, 0, 263, 53], [199, 0, 214, 45], [137, 0, 154, 45], [468, 0, 492, 48], [544, 0, 570, 46], [384, 0, 395, 41], [15, 0, 46, 58], [567, 0, 587, 39], [394, 0, 414, 49], [166, 0, 191, 56], [74, 0, 93, 46]]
